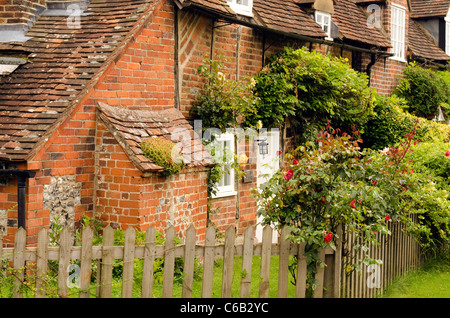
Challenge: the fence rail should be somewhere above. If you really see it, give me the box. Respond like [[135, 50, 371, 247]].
[[0, 224, 342, 298]]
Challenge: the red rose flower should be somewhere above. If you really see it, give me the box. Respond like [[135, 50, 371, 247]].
[[293, 159, 299, 165], [372, 180, 377, 185], [385, 215, 391, 221], [350, 200, 357, 209], [324, 232, 333, 243], [284, 170, 293, 181], [446, 150, 450, 157]]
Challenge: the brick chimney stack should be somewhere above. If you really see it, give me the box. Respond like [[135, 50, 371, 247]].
[[0, 0, 47, 31]]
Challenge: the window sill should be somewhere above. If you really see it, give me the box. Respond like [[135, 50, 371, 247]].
[[389, 56, 407, 63], [229, 5, 254, 17], [211, 190, 237, 199]]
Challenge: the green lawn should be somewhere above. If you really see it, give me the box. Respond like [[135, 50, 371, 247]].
[[380, 252, 450, 298]]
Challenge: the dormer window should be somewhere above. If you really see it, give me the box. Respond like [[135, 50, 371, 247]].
[[226, 0, 253, 17], [315, 11, 332, 40], [445, 12, 450, 55], [390, 4, 406, 62]]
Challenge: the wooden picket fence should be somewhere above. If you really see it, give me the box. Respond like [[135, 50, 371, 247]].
[[341, 217, 424, 298], [0, 224, 342, 298]]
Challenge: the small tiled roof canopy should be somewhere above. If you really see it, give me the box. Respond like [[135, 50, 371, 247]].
[[410, 0, 450, 18], [0, 0, 152, 162], [252, 0, 328, 38], [332, 0, 391, 48], [408, 18, 450, 61], [97, 102, 213, 173], [178, 0, 328, 38]]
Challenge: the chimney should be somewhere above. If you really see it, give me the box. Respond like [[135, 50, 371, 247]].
[[0, 0, 47, 42]]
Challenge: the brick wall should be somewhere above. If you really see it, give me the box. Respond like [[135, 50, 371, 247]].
[[95, 121, 209, 241], [360, 0, 409, 95], [93, 0, 175, 111], [0, 0, 46, 27]]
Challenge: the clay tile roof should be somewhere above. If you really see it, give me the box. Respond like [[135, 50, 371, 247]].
[[97, 102, 213, 173], [410, 0, 450, 18], [408, 18, 450, 61], [177, 0, 236, 16], [0, 0, 152, 161], [179, 0, 327, 38], [253, 0, 327, 38], [333, 0, 391, 48]]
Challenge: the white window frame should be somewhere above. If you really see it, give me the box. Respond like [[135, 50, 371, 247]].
[[315, 11, 333, 40], [226, 0, 254, 17], [390, 4, 407, 62], [445, 13, 450, 56], [212, 133, 237, 198]]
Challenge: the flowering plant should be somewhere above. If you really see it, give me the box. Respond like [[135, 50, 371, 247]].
[[254, 124, 417, 293]]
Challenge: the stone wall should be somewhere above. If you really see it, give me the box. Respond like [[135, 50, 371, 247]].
[[43, 175, 81, 233]]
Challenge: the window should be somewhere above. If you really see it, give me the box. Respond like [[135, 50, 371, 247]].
[[390, 4, 406, 61], [315, 11, 332, 40], [212, 133, 236, 198], [226, 0, 253, 17], [445, 17, 450, 55]]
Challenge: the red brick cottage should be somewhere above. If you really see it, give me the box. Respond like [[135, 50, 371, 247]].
[[0, 0, 449, 245]]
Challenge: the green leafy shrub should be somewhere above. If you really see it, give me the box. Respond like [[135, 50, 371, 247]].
[[394, 63, 450, 118], [248, 47, 375, 141], [362, 94, 450, 150], [141, 137, 185, 176], [191, 54, 258, 132]]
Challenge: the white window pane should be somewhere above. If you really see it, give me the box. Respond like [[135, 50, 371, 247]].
[[316, 14, 322, 24]]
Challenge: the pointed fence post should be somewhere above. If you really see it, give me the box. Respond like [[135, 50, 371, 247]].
[[240, 226, 254, 298], [162, 226, 176, 298], [222, 226, 235, 298], [122, 226, 136, 298], [79, 226, 93, 298], [182, 224, 196, 298], [13, 227, 26, 298], [142, 226, 156, 298], [277, 226, 290, 298], [100, 226, 114, 298], [202, 226, 216, 298], [35, 228, 49, 298], [259, 225, 272, 298], [57, 227, 72, 298]]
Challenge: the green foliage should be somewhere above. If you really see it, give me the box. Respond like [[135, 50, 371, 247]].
[[394, 63, 450, 118], [191, 54, 258, 132], [401, 140, 450, 253], [141, 137, 185, 176], [362, 94, 450, 150], [248, 47, 375, 140], [254, 123, 420, 294]]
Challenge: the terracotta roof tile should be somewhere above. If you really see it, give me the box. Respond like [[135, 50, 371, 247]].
[[253, 0, 327, 38], [177, 0, 236, 16], [0, 0, 151, 161], [408, 18, 450, 61], [180, 0, 327, 38], [97, 102, 213, 173], [410, 0, 450, 18], [333, 0, 391, 48]]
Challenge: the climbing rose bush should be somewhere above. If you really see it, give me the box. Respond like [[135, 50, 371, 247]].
[[254, 124, 417, 292]]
